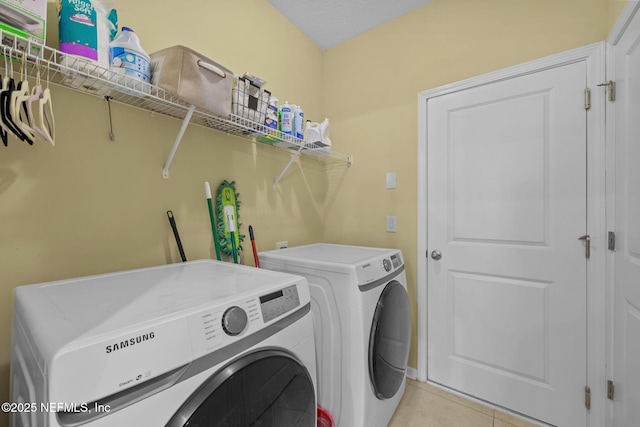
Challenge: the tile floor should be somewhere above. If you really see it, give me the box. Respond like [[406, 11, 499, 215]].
[[388, 379, 540, 427]]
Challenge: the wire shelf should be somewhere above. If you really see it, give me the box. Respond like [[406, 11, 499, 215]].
[[0, 31, 352, 167]]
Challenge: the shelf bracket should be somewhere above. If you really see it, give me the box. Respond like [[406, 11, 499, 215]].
[[273, 141, 307, 190], [105, 96, 115, 141], [163, 105, 196, 178]]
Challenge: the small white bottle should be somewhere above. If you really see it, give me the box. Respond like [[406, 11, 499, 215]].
[[109, 27, 151, 83], [293, 105, 304, 139], [281, 101, 293, 135]]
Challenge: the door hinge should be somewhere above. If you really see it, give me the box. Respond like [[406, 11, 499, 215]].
[[578, 235, 591, 259], [608, 231, 616, 251], [584, 88, 591, 110], [585, 386, 591, 409], [607, 380, 615, 400], [597, 80, 616, 102]]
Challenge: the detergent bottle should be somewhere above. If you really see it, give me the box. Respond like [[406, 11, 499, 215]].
[[280, 101, 293, 135], [58, 0, 118, 69], [109, 27, 151, 83], [293, 105, 304, 139]]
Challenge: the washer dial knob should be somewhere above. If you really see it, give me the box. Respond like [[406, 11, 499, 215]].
[[222, 306, 248, 336], [383, 258, 392, 272]]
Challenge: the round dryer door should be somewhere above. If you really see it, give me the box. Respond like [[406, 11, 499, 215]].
[[167, 349, 315, 427], [368, 280, 411, 399]]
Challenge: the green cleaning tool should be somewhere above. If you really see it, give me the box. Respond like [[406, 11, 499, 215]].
[[215, 180, 244, 261], [205, 182, 222, 261], [224, 205, 239, 264]]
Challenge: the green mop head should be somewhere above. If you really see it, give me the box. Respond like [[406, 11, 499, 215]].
[[215, 180, 245, 258]]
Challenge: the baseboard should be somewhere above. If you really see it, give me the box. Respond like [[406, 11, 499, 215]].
[[406, 366, 418, 380]]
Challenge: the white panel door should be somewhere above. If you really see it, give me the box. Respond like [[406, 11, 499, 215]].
[[427, 61, 587, 427], [612, 8, 640, 427]]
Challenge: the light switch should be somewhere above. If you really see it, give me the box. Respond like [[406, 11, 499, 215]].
[[386, 216, 397, 232], [386, 172, 396, 189]]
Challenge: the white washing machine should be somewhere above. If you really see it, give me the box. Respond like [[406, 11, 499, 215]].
[[10, 260, 317, 427], [259, 243, 411, 427]]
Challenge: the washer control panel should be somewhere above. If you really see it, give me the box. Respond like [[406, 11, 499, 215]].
[[259, 285, 300, 323], [188, 283, 303, 358]]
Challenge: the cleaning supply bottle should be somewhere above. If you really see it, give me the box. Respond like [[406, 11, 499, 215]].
[[58, 0, 118, 69], [294, 105, 304, 139], [265, 96, 279, 135], [290, 104, 298, 135], [109, 27, 151, 83], [281, 101, 293, 135]]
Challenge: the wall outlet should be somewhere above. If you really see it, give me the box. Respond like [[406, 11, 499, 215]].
[[276, 241, 288, 249]]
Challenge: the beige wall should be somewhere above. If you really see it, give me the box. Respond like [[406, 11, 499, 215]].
[[0, 0, 630, 425]]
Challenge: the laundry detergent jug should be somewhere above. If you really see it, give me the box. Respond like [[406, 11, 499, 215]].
[[109, 27, 151, 83]]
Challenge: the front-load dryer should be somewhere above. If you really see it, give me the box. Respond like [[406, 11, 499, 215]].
[[259, 243, 411, 427], [10, 260, 316, 427]]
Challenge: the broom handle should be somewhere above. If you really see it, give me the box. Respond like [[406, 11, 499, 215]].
[[205, 182, 222, 261]]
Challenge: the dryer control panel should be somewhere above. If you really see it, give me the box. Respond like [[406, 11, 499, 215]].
[[356, 251, 403, 285]]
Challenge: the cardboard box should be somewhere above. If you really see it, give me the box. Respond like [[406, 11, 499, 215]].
[[0, 0, 47, 55]]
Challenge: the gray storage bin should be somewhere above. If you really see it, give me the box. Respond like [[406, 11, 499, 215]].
[[150, 45, 233, 117]]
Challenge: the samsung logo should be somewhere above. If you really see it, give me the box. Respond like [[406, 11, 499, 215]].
[[105, 332, 155, 354]]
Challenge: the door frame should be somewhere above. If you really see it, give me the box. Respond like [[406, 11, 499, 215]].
[[417, 42, 607, 426], [605, 2, 640, 426]]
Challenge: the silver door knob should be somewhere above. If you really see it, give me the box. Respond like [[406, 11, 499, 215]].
[[431, 250, 442, 260]]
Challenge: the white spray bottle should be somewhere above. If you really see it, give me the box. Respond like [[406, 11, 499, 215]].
[[294, 105, 304, 139], [281, 101, 292, 135]]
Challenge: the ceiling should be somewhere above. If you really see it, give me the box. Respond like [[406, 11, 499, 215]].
[[267, 0, 433, 50]]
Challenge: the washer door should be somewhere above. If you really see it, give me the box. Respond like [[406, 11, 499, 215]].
[[369, 280, 411, 399], [166, 349, 315, 427]]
